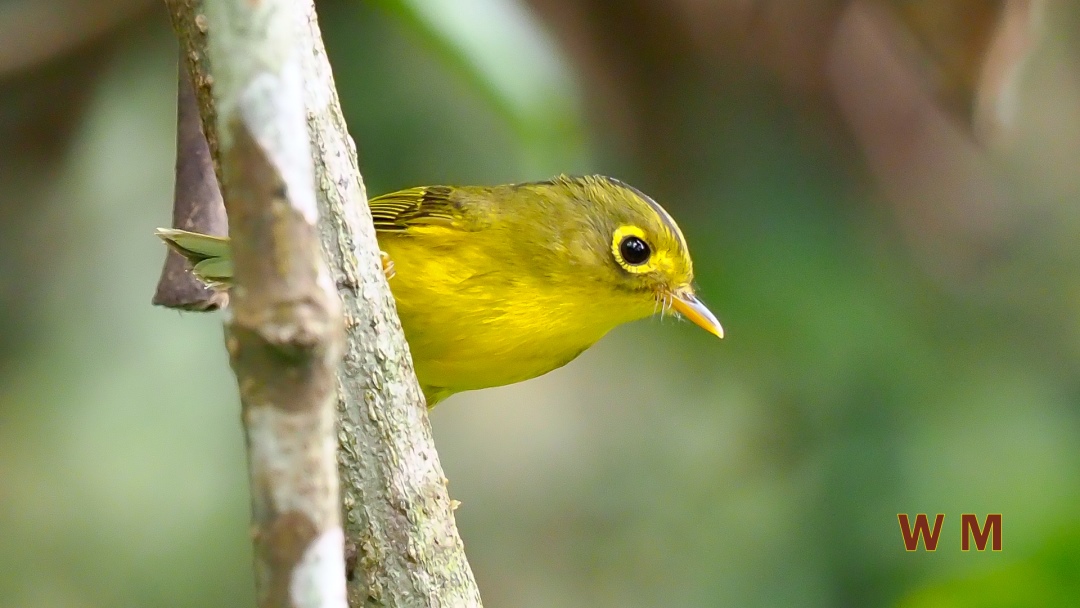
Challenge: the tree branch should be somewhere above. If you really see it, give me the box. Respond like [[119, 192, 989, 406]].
[[290, 5, 482, 605], [202, 0, 346, 606], [164, 1, 483, 605]]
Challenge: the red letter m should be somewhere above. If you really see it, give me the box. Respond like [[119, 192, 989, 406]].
[[961, 514, 1002, 551], [898, 513, 944, 551]]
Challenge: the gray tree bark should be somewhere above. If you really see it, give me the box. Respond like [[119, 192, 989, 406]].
[[164, 0, 483, 606], [203, 0, 346, 606]]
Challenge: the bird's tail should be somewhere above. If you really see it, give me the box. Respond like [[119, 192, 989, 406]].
[[156, 228, 234, 290]]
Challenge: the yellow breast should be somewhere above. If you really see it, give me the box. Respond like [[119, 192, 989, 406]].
[[377, 227, 652, 405]]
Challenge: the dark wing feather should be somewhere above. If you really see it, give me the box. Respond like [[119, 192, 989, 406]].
[[369, 186, 460, 232]]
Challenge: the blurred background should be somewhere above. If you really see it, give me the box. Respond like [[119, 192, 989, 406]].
[[1, 0, 1079, 606]]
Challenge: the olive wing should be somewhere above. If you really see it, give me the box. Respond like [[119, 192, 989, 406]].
[[369, 186, 467, 232]]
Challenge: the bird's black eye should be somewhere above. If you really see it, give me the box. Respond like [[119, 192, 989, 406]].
[[619, 235, 651, 265]]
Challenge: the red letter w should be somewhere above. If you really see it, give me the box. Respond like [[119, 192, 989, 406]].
[[961, 514, 1002, 551], [898, 513, 944, 551]]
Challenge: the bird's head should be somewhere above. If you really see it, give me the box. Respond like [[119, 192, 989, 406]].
[[541, 175, 724, 339]]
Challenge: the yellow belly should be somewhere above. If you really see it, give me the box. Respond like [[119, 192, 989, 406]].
[[378, 229, 651, 405]]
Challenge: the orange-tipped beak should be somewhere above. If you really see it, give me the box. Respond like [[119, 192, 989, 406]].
[[670, 289, 724, 339]]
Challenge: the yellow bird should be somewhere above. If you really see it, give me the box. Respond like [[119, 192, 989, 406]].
[[158, 174, 722, 406]]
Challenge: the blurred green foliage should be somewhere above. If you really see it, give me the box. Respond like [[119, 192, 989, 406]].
[[0, 1, 1078, 607]]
